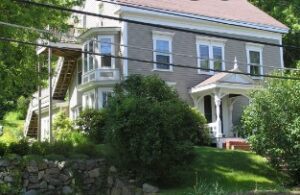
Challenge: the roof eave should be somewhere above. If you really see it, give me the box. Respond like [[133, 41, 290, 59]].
[[118, 5, 289, 34]]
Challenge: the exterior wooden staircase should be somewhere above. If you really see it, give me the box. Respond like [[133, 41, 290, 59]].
[[24, 56, 78, 138]]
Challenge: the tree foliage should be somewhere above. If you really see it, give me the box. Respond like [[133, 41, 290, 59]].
[[242, 72, 300, 184], [105, 75, 209, 185], [249, 0, 300, 67], [0, 0, 84, 119]]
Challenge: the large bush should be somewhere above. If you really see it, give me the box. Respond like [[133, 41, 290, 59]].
[[53, 112, 88, 145], [76, 109, 107, 143], [242, 72, 300, 184], [105, 75, 209, 185]]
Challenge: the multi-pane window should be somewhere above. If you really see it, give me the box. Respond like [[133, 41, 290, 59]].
[[102, 91, 112, 108], [249, 51, 261, 75], [83, 91, 95, 109], [197, 40, 225, 74], [213, 46, 223, 71], [99, 37, 113, 68], [83, 40, 95, 73], [153, 33, 173, 71], [199, 45, 209, 70], [246, 44, 263, 77], [77, 58, 82, 85]]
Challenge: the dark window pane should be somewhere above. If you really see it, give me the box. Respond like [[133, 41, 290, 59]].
[[204, 95, 212, 123], [249, 51, 261, 75], [89, 55, 94, 70], [200, 45, 209, 69], [83, 44, 88, 72], [250, 65, 260, 75], [156, 54, 170, 69], [101, 55, 111, 67], [213, 46, 222, 70], [250, 51, 260, 64], [102, 92, 112, 108]]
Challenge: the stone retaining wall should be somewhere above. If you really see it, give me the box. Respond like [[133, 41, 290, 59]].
[[0, 156, 159, 195]]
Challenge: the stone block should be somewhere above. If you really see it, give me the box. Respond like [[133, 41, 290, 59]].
[[142, 183, 159, 193]]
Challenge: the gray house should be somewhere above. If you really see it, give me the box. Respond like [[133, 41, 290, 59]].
[[24, 0, 289, 147]]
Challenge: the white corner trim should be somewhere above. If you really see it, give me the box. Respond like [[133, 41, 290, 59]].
[[121, 21, 129, 77]]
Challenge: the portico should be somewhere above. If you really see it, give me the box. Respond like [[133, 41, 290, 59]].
[[191, 61, 259, 147]]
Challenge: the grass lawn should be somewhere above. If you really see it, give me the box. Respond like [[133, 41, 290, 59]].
[[0, 112, 24, 143], [160, 147, 289, 194]]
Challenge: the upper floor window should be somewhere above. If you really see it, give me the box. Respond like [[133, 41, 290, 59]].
[[153, 32, 174, 71], [77, 58, 82, 85], [197, 37, 226, 74], [98, 36, 114, 68], [246, 43, 263, 77], [83, 40, 96, 73]]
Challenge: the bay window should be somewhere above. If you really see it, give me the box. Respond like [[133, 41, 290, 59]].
[[83, 40, 95, 73]]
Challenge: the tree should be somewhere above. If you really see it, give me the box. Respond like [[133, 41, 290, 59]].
[[249, 0, 300, 68], [242, 72, 300, 184], [105, 75, 209, 185], [0, 0, 84, 119]]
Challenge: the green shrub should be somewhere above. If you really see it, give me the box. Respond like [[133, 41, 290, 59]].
[[53, 112, 75, 141], [76, 109, 107, 143], [30, 141, 51, 156], [74, 142, 99, 157], [242, 72, 300, 184], [16, 96, 29, 120], [106, 75, 208, 185], [0, 142, 7, 156], [48, 141, 73, 156], [8, 139, 30, 156]]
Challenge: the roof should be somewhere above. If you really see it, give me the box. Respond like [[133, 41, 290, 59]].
[[192, 66, 255, 90], [114, 0, 288, 31]]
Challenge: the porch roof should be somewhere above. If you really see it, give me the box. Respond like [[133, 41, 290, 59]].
[[191, 66, 259, 97]]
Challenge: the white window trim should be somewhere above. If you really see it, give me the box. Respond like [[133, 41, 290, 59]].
[[97, 35, 115, 69], [196, 37, 226, 75], [246, 43, 264, 79], [152, 33, 173, 72], [97, 88, 113, 109], [82, 40, 96, 74], [83, 90, 96, 109]]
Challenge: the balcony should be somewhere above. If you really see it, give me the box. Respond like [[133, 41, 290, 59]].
[[80, 68, 120, 89]]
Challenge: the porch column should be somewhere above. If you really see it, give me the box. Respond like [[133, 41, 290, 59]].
[[214, 94, 222, 138]]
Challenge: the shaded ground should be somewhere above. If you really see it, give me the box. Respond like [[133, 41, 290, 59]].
[[161, 147, 290, 194]]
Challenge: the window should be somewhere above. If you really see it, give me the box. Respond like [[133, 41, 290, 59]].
[[83, 90, 95, 109], [98, 36, 113, 68], [77, 58, 82, 85], [153, 32, 173, 71], [246, 43, 263, 77], [197, 37, 226, 74], [102, 91, 112, 108], [82, 40, 96, 73], [98, 89, 112, 109]]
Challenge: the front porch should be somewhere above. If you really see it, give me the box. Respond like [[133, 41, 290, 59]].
[[191, 63, 259, 147]]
